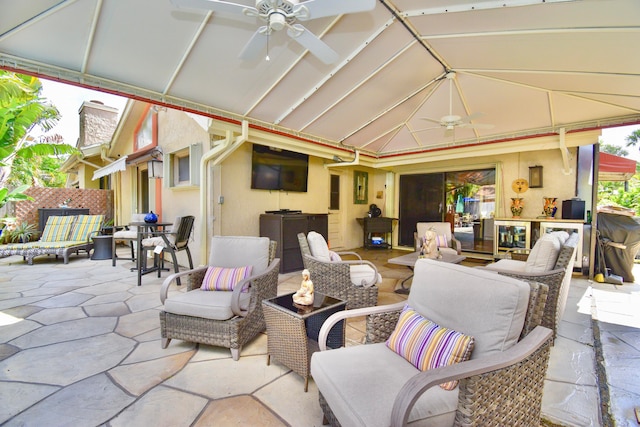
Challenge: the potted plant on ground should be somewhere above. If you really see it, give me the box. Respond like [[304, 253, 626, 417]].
[[7, 222, 37, 243]]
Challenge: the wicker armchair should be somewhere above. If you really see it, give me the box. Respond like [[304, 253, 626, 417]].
[[159, 236, 279, 360], [311, 259, 552, 427], [482, 232, 579, 340], [297, 232, 378, 309]]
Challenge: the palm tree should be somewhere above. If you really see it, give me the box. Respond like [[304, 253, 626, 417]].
[[625, 128, 640, 150], [0, 71, 77, 187]]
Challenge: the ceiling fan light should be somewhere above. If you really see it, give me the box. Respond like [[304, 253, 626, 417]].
[[269, 13, 286, 31]]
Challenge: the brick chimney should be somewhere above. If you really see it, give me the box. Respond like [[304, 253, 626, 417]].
[[78, 100, 118, 148]]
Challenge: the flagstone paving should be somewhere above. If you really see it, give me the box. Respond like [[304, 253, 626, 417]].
[[0, 250, 638, 426]]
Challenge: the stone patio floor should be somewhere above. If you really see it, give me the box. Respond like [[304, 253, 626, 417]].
[[0, 248, 638, 426]]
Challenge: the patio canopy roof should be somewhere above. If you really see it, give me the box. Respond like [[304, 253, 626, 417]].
[[2, 0, 640, 159], [599, 152, 638, 182]]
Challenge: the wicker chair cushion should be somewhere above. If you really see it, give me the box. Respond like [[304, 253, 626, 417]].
[[483, 258, 527, 273], [349, 264, 381, 287], [311, 343, 457, 427], [307, 231, 331, 261], [164, 289, 250, 320], [208, 236, 270, 275], [408, 260, 529, 359], [386, 304, 474, 390], [201, 266, 252, 291], [525, 233, 562, 273]]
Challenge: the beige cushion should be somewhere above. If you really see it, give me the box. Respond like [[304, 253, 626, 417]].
[[483, 258, 527, 273], [525, 233, 562, 273], [307, 231, 331, 262], [164, 289, 250, 320], [349, 264, 381, 287], [409, 259, 530, 359], [208, 236, 270, 275], [311, 343, 457, 427]]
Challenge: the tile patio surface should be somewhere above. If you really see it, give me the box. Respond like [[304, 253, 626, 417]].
[[0, 248, 638, 426]]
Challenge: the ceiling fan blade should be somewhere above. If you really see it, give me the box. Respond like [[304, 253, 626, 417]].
[[295, 0, 375, 20], [459, 112, 484, 124], [411, 126, 441, 133], [461, 123, 495, 130], [287, 24, 338, 64], [171, 0, 256, 15], [238, 26, 269, 61], [420, 117, 443, 125]]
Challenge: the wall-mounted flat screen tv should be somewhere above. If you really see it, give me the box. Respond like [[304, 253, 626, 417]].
[[251, 144, 309, 192]]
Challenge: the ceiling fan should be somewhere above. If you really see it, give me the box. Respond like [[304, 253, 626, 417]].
[[171, 0, 376, 64], [413, 72, 494, 137]]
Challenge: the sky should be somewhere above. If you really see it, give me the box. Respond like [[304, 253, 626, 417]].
[[37, 78, 640, 161]]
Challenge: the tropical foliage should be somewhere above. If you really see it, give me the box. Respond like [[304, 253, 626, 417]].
[[0, 71, 77, 202]]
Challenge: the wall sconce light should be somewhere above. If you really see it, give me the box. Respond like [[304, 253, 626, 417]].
[[148, 159, 163, 179]]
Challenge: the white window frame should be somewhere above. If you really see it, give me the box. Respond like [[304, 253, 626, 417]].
[[163, 143, 203, 188]]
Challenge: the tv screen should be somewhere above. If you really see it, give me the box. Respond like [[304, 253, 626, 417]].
[[251, 144, 309, 192]]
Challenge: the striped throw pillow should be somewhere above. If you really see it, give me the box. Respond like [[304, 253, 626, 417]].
[[435, 234, 448, 248], [40, 216, 75, 242], [386, 305, 475, 390], [201, 266, 253, 291]]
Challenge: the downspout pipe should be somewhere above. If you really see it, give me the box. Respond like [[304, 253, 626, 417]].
[[324, 150, 360, 168], [199, 120, 249, 259]]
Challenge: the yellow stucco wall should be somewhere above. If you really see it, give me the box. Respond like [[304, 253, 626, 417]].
[[109, 100, 600, 263]]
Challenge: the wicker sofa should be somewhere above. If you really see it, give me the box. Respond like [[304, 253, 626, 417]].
[[311, 259, 552, 427], [0, 214, 104, 265]]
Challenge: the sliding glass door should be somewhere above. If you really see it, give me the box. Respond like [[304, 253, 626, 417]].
[[399, 168, 495, 255]]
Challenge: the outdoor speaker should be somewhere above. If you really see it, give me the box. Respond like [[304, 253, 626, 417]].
[[562, 199, 585, 220]]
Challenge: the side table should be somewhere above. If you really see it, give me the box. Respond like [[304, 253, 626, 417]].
[[91, 235, 113, 260], [262, 292, 346, 392]]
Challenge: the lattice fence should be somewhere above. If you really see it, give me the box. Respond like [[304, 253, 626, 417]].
[[7, 187, 113, 228]]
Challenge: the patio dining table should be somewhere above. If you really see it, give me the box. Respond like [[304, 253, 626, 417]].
[[129, 221, 173, 286]]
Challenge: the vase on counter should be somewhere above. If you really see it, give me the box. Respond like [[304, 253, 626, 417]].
[[542, 197, 557, 218], [510, 198, 524, 218]]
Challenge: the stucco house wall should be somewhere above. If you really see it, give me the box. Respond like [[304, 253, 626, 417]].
[[107, 100, 598, 266]]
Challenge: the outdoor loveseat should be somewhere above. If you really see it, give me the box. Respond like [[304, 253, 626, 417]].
[[0, 214, 104, 265]]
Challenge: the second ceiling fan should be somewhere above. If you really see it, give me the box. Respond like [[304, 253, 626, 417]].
[[414, 72, 494, 137], [172, 0, 375, 64]]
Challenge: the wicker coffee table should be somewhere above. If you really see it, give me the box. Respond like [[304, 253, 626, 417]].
[[262, 292, 346, 392]]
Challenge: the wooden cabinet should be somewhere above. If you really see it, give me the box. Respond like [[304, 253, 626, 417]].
[[356, 217, 396, 249], [260, 213, 328, 273], [38, 208, 90, 232]]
